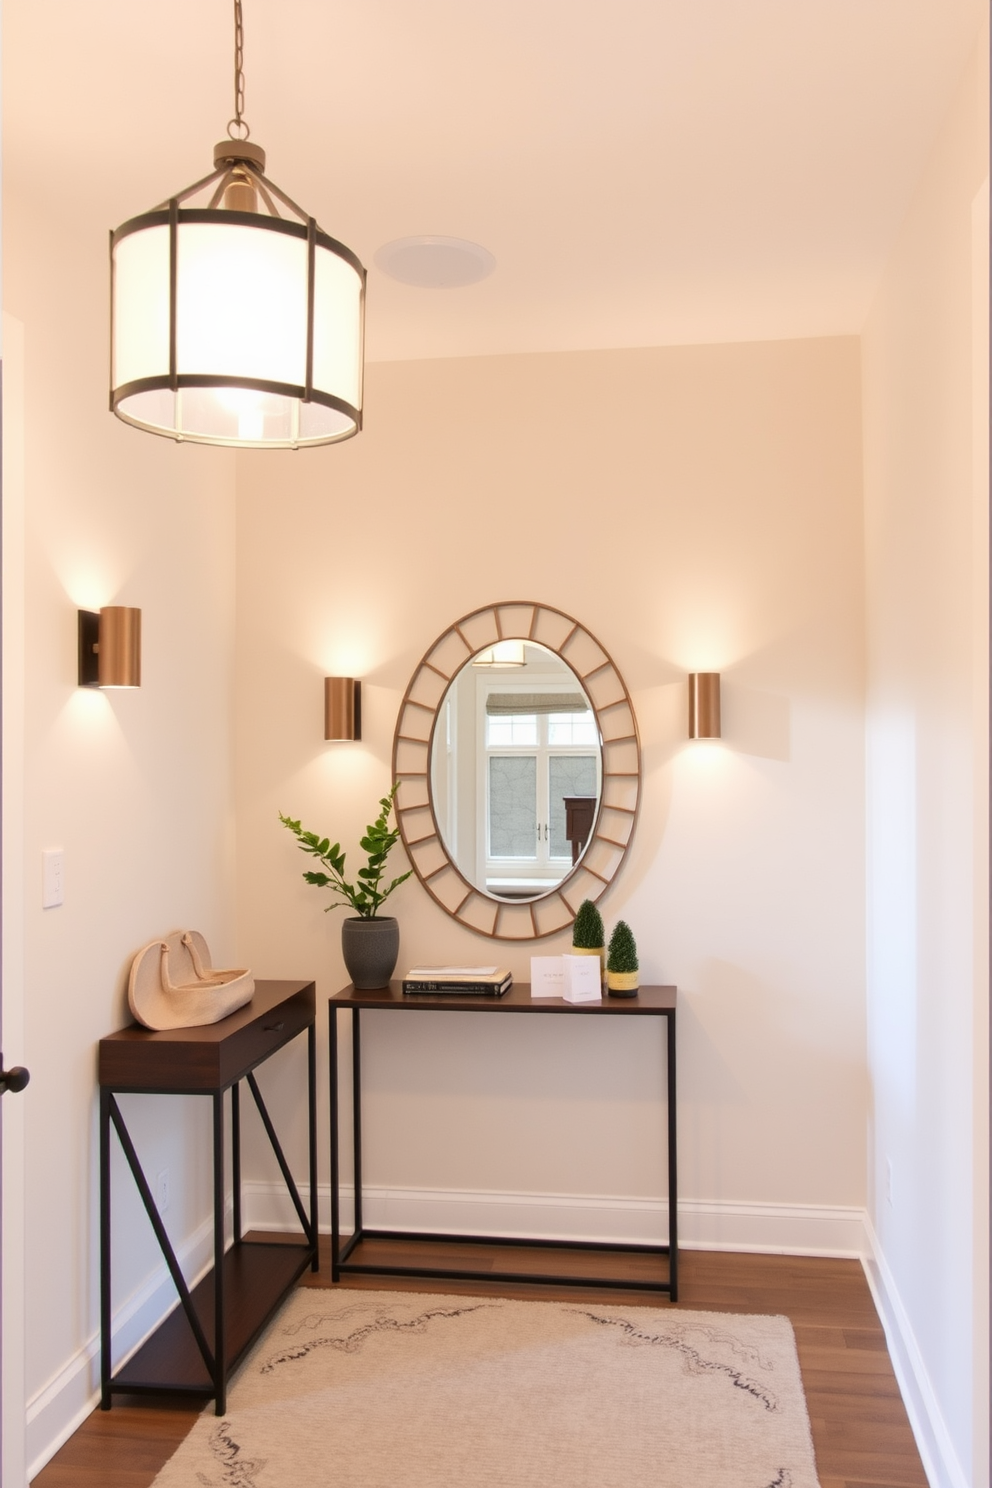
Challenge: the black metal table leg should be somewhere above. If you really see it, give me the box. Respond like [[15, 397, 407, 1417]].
[[329, 1004, 340, 1280], [308, 1021, 319, 1270], [100, 1087, 112, 1408], [667, 1009, 678, 1302], [213, 1091, 226, 1415], [231, 1081, 241, 1244], [352, 1009, 363, 1238]]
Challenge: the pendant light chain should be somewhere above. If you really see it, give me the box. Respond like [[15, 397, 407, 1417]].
[[227, 0, 250, 141]]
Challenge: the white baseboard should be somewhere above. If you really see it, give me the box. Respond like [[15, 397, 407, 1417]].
[[26, 1209, 223, 1482], [862, 1216, 968, 1488], [242, 1178, 868, 1258], [31, 1185, 960, 1488]]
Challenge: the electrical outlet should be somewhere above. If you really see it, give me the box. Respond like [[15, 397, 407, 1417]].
[[156, 1169, 170, 1214], [42, 849, 64, 909], [885, 1157, 894, 1207]]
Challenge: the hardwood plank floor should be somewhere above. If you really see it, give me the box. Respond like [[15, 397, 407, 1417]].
[[33, 1241, 926, 1488]]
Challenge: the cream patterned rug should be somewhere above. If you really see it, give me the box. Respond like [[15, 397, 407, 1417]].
[[153, 1289, 821, 1488]]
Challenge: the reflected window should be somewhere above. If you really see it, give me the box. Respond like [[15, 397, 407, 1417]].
[[429, 640, 603, 900]]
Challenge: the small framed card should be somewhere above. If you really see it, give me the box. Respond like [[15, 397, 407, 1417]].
[[530, 957, 565, 998], [562, 954, 602, 1003]]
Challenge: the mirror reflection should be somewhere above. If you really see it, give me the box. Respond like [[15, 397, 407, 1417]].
[[430, 642, 602, 901]]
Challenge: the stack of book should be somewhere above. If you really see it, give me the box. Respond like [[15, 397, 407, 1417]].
[[402, 965, 512, 996]]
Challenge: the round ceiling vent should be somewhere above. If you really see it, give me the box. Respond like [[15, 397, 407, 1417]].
[[374, 236, 496, 289]]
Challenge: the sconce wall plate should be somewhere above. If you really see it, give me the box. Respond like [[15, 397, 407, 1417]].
[[688, 672, 721, 739], [325, 677, 361, 740], [79, 607, 142, 688]]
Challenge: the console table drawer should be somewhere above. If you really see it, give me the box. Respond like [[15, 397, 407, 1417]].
[[99, 980, 315, 1092]]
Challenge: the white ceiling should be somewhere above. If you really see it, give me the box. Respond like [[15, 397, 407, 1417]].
[[4, 0, 985, 361]]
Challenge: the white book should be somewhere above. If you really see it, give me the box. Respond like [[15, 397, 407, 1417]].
[[530, 956, 565, 997], [562, 954, 603, 1003], [406, 966, 499, 977]]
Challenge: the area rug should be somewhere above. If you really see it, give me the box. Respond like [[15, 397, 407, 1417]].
[[152, 1289, 821, 1488]]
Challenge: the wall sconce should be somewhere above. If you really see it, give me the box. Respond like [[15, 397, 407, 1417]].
[[324, 678, 362, 741], [688, 673, 721, 739], [78, 608, 142, 688]]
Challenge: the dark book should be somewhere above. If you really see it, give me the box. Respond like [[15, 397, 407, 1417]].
[[402, 966, 512, 996]]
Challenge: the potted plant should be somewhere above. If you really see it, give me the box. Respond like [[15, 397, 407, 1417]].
[[606, 920, 639, 997], [572, 899, 605, 977], [280, 785, 412, 989]]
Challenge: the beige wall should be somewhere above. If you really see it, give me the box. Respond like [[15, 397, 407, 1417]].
[[3, 190, 238, 1470], [861, 30, 989, 1488], [234, 336, 868, 1222]]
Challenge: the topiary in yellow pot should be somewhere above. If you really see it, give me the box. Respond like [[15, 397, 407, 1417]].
[[572, 899, 605, 978], [606, 919, 639, 997]]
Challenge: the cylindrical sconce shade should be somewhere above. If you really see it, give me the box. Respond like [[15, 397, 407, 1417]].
[[99, 607, 141, 687], [78, 608, 142, 688], [688, 673, 721, 739], [325, 678, 362, 741]]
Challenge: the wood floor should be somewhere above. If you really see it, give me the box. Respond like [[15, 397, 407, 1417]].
[[33, 1238, 926, 1488]]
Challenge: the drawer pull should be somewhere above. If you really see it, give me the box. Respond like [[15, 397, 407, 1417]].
[[263, 1021, 285, 1032]]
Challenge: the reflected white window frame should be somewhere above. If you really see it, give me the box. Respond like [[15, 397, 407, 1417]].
[[475, 674, 602, 885]]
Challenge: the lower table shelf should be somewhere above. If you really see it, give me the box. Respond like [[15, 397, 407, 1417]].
[[336, 1229, 674, 1292], [110, 1239, 312, 1396]]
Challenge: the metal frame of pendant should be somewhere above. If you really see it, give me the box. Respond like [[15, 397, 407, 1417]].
[[109, 149, 366, 449]]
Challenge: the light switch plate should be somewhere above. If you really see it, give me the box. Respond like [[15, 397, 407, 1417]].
[[42, 849, 64, 908]]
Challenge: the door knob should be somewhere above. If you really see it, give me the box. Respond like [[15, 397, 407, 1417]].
[[0, 1061, 30, 1096]]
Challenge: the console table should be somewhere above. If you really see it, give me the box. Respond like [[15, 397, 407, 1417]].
[[329, 982, 677, 1298], [99, 979, 317, 1414]]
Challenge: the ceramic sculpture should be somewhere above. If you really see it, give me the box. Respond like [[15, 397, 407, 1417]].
[[128, 930, 254, 1030]]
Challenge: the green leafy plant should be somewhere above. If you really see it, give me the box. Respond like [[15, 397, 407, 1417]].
[[572, 899, 605, 949], [280, 784, 412, 919], [606, 920, 639, 974]]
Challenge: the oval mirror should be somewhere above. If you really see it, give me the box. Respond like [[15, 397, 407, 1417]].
[[393, 603, 640, 941]]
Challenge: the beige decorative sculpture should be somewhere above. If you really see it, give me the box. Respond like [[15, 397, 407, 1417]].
[[128, 930, 254, 1031]]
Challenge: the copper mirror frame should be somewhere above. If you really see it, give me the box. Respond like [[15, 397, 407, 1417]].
[[392, 602, 641, 941]]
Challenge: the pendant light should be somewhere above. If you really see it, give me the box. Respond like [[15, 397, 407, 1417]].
[[110, 0, 365, 449]]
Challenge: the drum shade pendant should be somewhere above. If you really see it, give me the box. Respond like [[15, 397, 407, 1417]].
[[110, 2, 365, 450]]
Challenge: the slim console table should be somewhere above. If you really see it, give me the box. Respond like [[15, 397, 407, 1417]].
[[329, 982, 678, 1298], [99, 979, 317, 1415]]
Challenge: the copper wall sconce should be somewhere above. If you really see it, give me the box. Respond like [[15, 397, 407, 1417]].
[[78, 608, 142, 688], [688, 673, 721, 739], [324, 678, 362, 741]]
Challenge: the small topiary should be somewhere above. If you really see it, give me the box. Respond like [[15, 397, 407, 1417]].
[[572, 899, 605, 949], [606, 920, 639, 974]]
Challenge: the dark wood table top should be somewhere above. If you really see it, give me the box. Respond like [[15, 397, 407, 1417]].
[[99, 979, 315, 1093], [330, 982, 676, 1015]]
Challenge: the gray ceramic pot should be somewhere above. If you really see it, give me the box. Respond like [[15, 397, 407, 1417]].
[[341, 916, 400, 989]]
